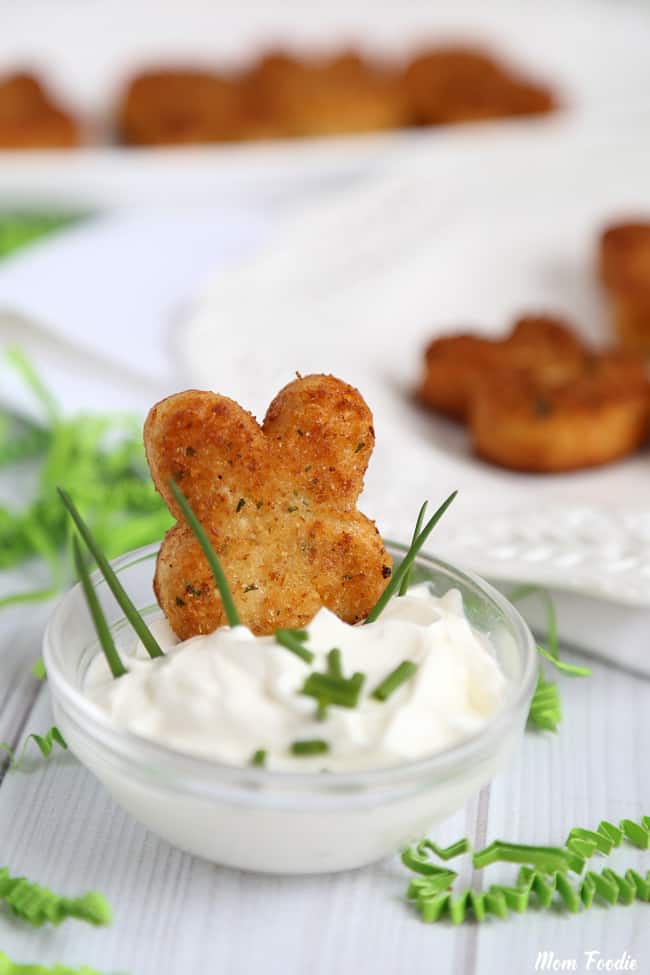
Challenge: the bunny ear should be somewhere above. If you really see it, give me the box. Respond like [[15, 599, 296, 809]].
[[144, 389, 267, 523], [263, 374, 374, 507]]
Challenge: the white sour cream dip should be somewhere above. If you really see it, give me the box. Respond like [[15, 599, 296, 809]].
[[85, 585, 507, 772]]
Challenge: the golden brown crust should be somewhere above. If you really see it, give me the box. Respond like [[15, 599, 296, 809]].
[[118, 54, 408, 145], [469, 351, 650, 472], [144, 377, 392, 639], [599, 222, 650, 354], [240, 49, 409, 138], [115, 45, 555, 146], [605, 293, 650, 356], [416, 314, 585, 419], [417, 313, 650, 472], [402, 46, 555, 126], [117, 69, 253, 146], [417, 332, 505, 420], [0, 72, 79, 149], [599, 222, 650, 294]]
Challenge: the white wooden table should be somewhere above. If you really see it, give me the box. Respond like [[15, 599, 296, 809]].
[[1, 581, 649, 975]]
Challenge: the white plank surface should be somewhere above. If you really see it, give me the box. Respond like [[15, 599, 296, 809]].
[[1, 611, 649, 974]]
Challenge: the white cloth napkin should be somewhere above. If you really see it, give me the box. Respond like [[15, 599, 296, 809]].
[[0, 208, 271, 414]]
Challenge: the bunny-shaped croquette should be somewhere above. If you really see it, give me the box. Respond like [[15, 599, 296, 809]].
[[144, 375, 392, 639]]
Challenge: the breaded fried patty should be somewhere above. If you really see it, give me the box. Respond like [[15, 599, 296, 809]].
[[417, 314, 585, 419], [402, 46, 555, 126], [144, 376, 392, 639], [117, 68, 271, 145], [241, 49, 409, 138], [119, 53, 407, 146], [470, 351, 650, 472], [115, 45, 555, 146], [0, 72, 79, 149], [417, 313, 650, 472]]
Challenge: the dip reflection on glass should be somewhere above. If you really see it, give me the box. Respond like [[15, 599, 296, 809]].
[[85, 584, 507, 772]]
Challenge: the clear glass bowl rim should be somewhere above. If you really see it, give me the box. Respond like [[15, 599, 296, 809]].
[[43, 541, 538, 795]]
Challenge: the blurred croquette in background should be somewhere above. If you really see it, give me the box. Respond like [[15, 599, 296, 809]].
[[0, 43, 556, 149]]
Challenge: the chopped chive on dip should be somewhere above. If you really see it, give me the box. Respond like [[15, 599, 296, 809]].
[[327, 648, 343, 678], [371, 661, 418, 702], [290, 739, 329, 756], [302, 671, 365, 709], [275, 629, 314, 664]]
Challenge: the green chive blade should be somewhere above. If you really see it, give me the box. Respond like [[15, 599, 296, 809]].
[[290, 739, 329, 756], [366, 491, 457, 624], [251, 749, 267, 767], [275, 629, 315, 664], [58, 487, 164, 659], [72, 536, 127, 679], [399, 501, 428, 596], [372, 660, 418, 702], [327, 647, 343, 678], [169, 479, 240, 628], [302, 671, 365, 709]]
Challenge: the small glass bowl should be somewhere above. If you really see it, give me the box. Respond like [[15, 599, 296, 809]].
[[43, 542, 536, 875]]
